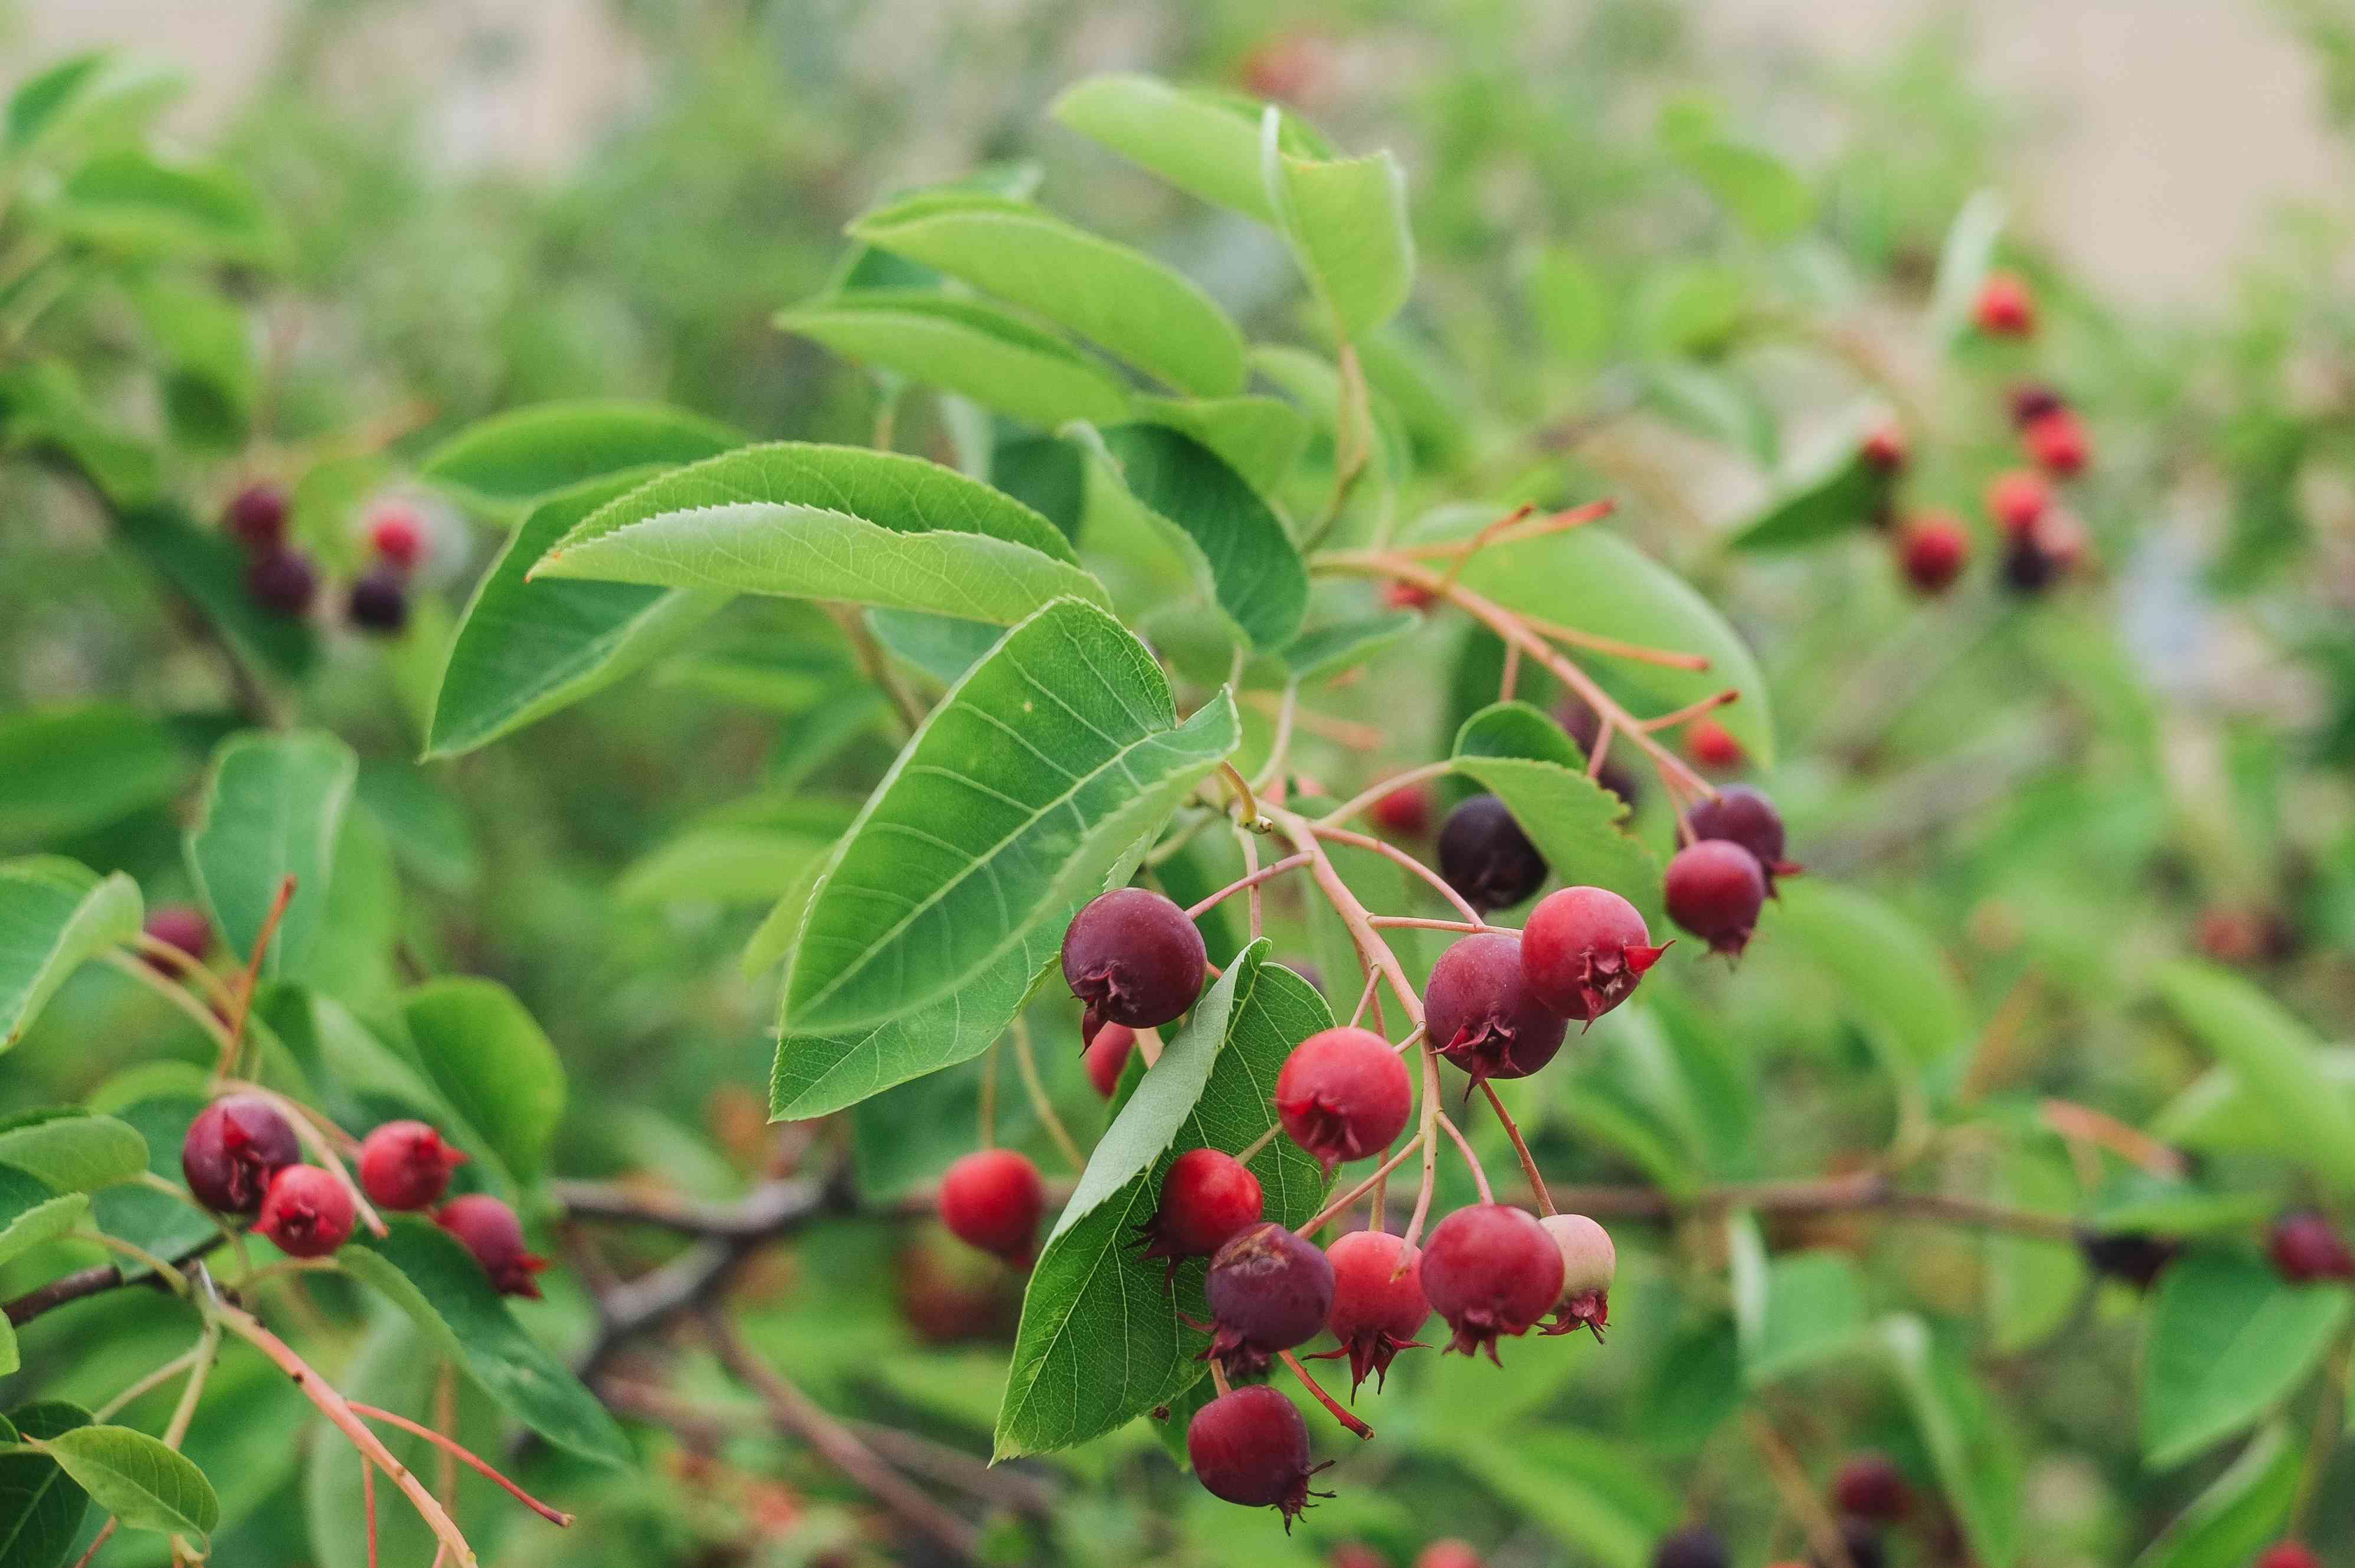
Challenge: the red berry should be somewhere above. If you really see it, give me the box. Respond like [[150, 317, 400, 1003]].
[[181, 1095, 302, 1215], [254, 1164, 355, 1258], [357, 1121, 467, 1212], [1664, 840, 1768, 958], [1437, 794, 1549, 913], [1331, 1547, 1389, 1568], [223, 482, 289, 549], [1416, 1544, 1483, 1568], [1138, 1148, 1264, 1275], [1321, 1229, 1430, 1395], [1275, 1028, 1414, 1172], [1084, 1021, 1137, 1099], [1371, 781, 1434, 837], [1186, 1383, 1330, 1527], [2268, 1211, 2355, 1284], [1684, 786, 1799, 891], [1653, 1526, 1729, 1568], [369, 506, 425, 570], [2009, 382, 2065, 428], [1539, 1212, 1615, 1338], [141, 905, 211, 969], [1832, 1452, 1912, 1523], [1684, 718, 1743, 773], [1062, 888, 1208, 1039], [1204, 1220, 1336, 1377], [938, 1149, 1045, 1265], [2257, 1544, 2321, 1568], [437, 1194, 549, 1297], [1897, 513, 1970, 595], [1384, 580, 1438, 611], [245, 547, 319, 618], [1424, 932, 1567, 1090], [2023, 407, 2089, 477], [347, 566, 410, 635], [1985, 469, 2051, 537], [1420, 1204, 1563, 1362], [1860, 422, 1907, 475], [1973, 270, 2035, 336], [1521, 886, 1666, 1025]]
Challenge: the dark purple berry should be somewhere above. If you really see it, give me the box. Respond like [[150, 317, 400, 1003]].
[[245, 546, 318, 618], [181, 1095, 302, 1215], [1663, 840, 1768, 958], [1832, 1453, 1911, 1523], [1437, 795, 1548, 913], [1419, 1204, 1563, 1362], [2269, 1211, 2355, 1284], [1811, 1519, 1886, 1568], [1062, 888, 1207, 1039], [1651, 1526, 1728, 1568], [1683, 786, 1800, 892], [1186, 1383, 1331, 1527], [1203, 1220, 1335, 1377], [1424, 932, 1567, 1090], [346, 565, 409, 635], [2077, 1227, 2178, 1290], [223, 482, 289, 550]]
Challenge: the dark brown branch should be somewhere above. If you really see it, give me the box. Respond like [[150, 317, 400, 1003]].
[[1543, 1171, 2079, 1243], [5, 1236, 222, 1328]]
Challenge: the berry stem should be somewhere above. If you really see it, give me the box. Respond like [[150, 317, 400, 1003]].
[[1280, 1350, 1373, 1439], [93, 1344, 204, 1422], [1294, 1134, 1426, 1236], [1497, 640, 1521, 702], [1400, 1044, 1444, 1254], [130, 930, 240, 1014], [2290, 1334, 2351, 1537], [825, 604, 928, 737], [1010, 1018, 1086, 1175], [1388, 498, 1615, 563], [1216, 761, 1267, 832], [1514, 610, 1713, 671], [1266, 808, 1424, 1029], [1637, 688, 1740, 733], [1251, 677, 1301, 796], [1316, 760, 1453, 832], [349, 1403, 575, 1526], [433, 1361, 460, 1525], [1309, 823, 1483, 927], [1183, 854, 1311, 920], [1368, 915, 1495, 935], [101, 948, 239, 1063], [1745, 1409, 1858, 1568], [363, 1451, 380, 1568], [220, 874, 299, 1079], [1347, 969, 1381, 1028], [2038, 1099, 2188, 1178], [1480, 1082, 1555, 1217], [1207, 1357, 1232, 1397], [1434, 1113, 1493, 1204]]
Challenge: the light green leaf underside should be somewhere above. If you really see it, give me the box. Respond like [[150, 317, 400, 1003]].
[[777, 291, 1133, 429], [417, 399, 743, 515], [0, 1112, 149, 1192]]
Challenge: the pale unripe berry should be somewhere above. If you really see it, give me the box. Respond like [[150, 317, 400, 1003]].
[[1540, 1212, 1615, 1339]]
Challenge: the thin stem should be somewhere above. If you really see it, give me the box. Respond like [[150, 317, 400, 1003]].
[[1638, 689, 1739, 733], [1280, 1350, 1372, 1439], [1435, 503, 1537, 591], [1389, 498, 1616, 561], [1233, 1123, 1282, 1166], [2038, 1099, 2187, 1179], [1746, 1409, 1855, 1568], [1368, 915, 1491, 935], [220, 876, 298, 1079], [1400, 1044, 1443, 1253], [162, 1314, 220, 1447], [1435, 1113, 1493, 1204], [1235, 825, 1265, 940], [1266, 808, 1422, 1028], [1498, 641, 1521, 703], [1310, 823, 1483, 927], [1316, 760, 1453, 832], [827, 604, 927, 736], [364, 1459, 380, 1568], [1208, 1358, 1233, 1397], [104, 949, 237, 1061], [349, 1404, 574, 1527], [1217, 761, 1266, 830], [1295, 1135, 1425, 1236], [1517, 612, 1712, 671], [1252, 679, 1301, 796], [130, 932, 240, 1013], [434, 1362, 460, 1528], [1481, 1082, 1554, 1216], [977, 1040, 999, 1150], [65, 1522, 116, 1568], [1348, 970, 1381, 1028], [94, 1347, 203, 1422], [1010, 1018, 1085, 1175], [2290, 1334, 2350, 1536], [1185, 853, 1310, 921]]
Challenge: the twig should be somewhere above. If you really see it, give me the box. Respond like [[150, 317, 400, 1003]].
[[1186, 854, 1311, 920], [1296, 1136, 1425, 1237], [1317, 761, 1454, 832], [1310, 823, 1484, 927], [1638, 689, 1739, 733], [1745, 1408, 1855, 1568], [1434, 1114, 1492, 1204], [1481, 1082, 1554, 1216], [350, 1404, 573, 1525], [219, 876, 298, 1079], [5, 1236, 223, 1327], [1011, 1018, 1085, 1175]]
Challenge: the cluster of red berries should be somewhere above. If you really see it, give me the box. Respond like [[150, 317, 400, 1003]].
[[348, 501, 428, 635], [180, 1097, 543, 1294], [219, 481, 421, 635]]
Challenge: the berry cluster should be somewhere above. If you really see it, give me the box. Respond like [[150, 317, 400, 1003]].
[[180, 1099, 542, 1294], [218, 481, 425, 634]]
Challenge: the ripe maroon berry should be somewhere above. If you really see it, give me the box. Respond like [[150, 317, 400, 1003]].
[[1371, 781, 1434, 837], [1138, 1148, 1263, 1276], [1686, 784, 1801, 892], [181, 1095, 302, 1215], [1811, 1520, 1885, 1568], [1203, 1220, 1336, 1376], [1897, 513, 1969, 595], [2023, 407, 2088, 477], [1684, 717, 1743, 773], [2076, 1227, 2177, 1290], [1416, 1544, 1482, 1568], [223, 482, 289, 549], [368, 506, 425, 571], [245, 546, 319, 618], [1384, 580, 1437, 611], [254, 1164, 355, 1258], [1437, 794, 1548, 913], [2257, 1544, 2321, 1568], [2009, 382, 2065, 428], [1521, 886, 1666, 1025], [1320, 1229, 1430, 1394], [937, 1148, 1045, 1264], [1275, 1028, 1413, 1172], [2268, 1211, 2355, 1284], [1832, 1453, 1912, 1523], [1653, 1526, 1728, 1568], [1539, 1212, 1615, 1338], [1418, 1203, 1564, 1362], [1554, 695, 1644, 808], [141, 905, 211, 968], [1186, 1383, 1330, 1527], [1330, 1546, 1389, 1568], [1986, 469, 2051, 537], [357, 1120, 467, 1212], [1664, 840, 1768, 959], [437, 1193, 549, 1297], [1973, 270, 2035, 336], [346, 565, 410, 635], [1859, 422, 1907, 475], [1062, 888, 1207, 1039], [1424, 932, 1567, 1090], [1084, 1021, 1137, 1099]]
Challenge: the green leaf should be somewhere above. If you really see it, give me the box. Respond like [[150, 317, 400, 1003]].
[[2157, 962, 2355, 1194], [2153, 1052, 2355, 1158], [2136, 1422, 2301, 1568], [1880, 1315, 2023, 1568], [1928, 190, 2007, 348], [353, 761, 479, 894], [342, 1218, 632, 1467], [1736, 1240, 1871, 1387], [782, 597, 1238, 1036], [0, 1402, 92, 1568], [52, 152, 271, 262], [32, 1427, 216, 1545], [113, 501, 317, 680], [1131, 396, 1312, 497], [417, 399, 742, 517], [1672, 137, 1813, 242], [1448, 1429, 1679, 1568], [1449, 703, 1664, 922], [184, 730, 356, 979], [1771, 880, 1972, 1073], [397, 979, 564, 1185], [1635, 263, 1748, 357], [0, 1166, 84, 1267], [0, 857, 141, 1050], [988, 434, 1087, 539], [0, 1111, 147, 1192], [1086, 424, 1310, 652], [1527, 245, 1612, 366], [616, 827, 836, 907], [848, 193, 1245, 396], [427, 471, 726, 759], [1729, 447, 1886, 551], [777, 291, 1132, 428], [1985, 1145, 2087, 1354], [303, 1316, 503, 1568], [1264, 125, 1415, 340], [1051, 75, 1303, 222], [0, 359, 160, 504], [2141, 1252, 2351, 1469], [1437, 519, 1776, 765], [995, 944, 1330, 1458], [0, 704, 186, 848], [530, 442, 1107, 625], [1280, 610, 1419, 684], [6, 51, 181, 155]]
